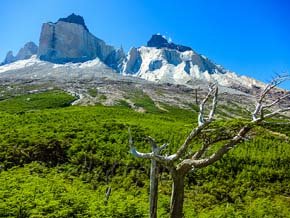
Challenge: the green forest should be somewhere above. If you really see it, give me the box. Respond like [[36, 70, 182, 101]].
[[0, 90, 290, 217]]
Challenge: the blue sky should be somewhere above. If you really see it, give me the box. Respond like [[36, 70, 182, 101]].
[[0, 0, 289, 87]]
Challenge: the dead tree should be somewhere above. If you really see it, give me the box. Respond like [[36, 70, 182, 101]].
[[128, 132, 167, 218], [129, 75, 290, 218]]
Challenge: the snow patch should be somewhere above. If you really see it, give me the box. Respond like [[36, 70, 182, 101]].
[[0, 55, 41, 73]]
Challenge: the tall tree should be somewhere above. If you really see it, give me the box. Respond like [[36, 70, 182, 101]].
[[129, 75, 290, 218]]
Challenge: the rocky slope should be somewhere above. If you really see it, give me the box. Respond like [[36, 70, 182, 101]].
[[0, 54, 288, 118], [0, 54, 257, 116]]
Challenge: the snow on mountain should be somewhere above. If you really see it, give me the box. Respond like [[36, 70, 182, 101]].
[[0, 21, 265, 92], [52, 57, 107, 69], [0, 55, 42, 73], [122, 35, 264, 89], [0, 47, 264, 92], [0, 55, 125, 83], [1, 42, 38, 66]]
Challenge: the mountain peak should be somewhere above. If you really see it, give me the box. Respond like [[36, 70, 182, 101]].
[[147, 34, 192, 52], [147, 34, 169, 47], [16, 41, 38, 60], [38, 14, 125, 67], [1, 42, 38, 66], [58, 13, 89, 31]]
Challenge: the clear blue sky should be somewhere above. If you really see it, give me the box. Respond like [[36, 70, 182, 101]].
[[0, 0, 289, 87]]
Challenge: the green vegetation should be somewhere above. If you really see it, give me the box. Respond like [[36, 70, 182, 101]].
[[0, 90, 76, 113], [99, 94, 107, 101], [88, 88, 98, 97], [129, 90, 161, 113], [0, 90, 289, 217]]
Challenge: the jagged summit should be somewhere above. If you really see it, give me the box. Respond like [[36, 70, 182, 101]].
[[1, 42, 38, 65], [16, 41, 38, 60], [0, 15, 265, 92], [58, 13, 89, 31], [147, 34, 192, 52], [1, 51, 15, 65]]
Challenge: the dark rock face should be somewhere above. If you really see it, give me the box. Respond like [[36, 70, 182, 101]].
[[147, 34, 168, 48], [104, 48, 126, 71], [147, 34, 192, 52], [38, 14, 125, 68], [149, 60, 162, 71], [162, 49, 182, 66], [1, 42, 38, 65], [58, 13, 89, 31], [184, 61, 191, 74]]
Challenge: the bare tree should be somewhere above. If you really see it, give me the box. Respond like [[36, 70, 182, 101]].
[[129, 75, 290, 218]]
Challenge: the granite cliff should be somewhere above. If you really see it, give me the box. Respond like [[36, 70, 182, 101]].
[[37, 13, 125, 70]]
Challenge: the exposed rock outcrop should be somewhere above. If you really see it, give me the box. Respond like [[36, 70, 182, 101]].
[[122, 35, 236, 86], [0, 15, 265, 92], [147, 34, 192, 52], [16, 42, 38, 60], [1, 42, 38, 65], [123, 47, 142, 74], [2, 51, 16, 65], [123, 35, 223, 78], [58, 13, 89, 31], [38, 13, 125, 69]]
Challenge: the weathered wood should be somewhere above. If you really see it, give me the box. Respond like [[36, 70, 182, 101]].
[[170, 174, 185, 218], [150, 158, 159, 218]]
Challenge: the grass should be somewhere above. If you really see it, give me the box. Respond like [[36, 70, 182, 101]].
[[0, 90, 76, 113]]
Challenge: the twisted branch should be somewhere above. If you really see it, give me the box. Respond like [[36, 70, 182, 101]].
[[178, 74, 290, 173]]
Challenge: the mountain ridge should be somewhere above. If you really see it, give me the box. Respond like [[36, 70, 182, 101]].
[[0, 13, 267, 92], [1, 42, 38, 65]]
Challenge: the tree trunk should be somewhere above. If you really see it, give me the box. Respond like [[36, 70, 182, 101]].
[[170, 174, 185, 218], [150, 159, 159, 218]]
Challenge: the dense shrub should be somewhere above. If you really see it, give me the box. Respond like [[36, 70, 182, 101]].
[[0, 91, 289, 217]]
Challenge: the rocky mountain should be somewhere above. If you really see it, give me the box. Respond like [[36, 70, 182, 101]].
[[16, 42, 38, 60], [0, 54, 259, 115], [1, 51, 16, 65], [58, 13, 89, 31], [147, 34, 192, 52], [1, 14, 265, 92], [122, 35, 263, 89], [37, 13, 125, 70], [1, 42, 38, 65]]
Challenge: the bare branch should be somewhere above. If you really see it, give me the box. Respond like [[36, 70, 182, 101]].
[[159, 143, 168, 151], [252, 74, 290, 121], [191, 143, 209, 160], [198, 84, 218, 126], [128, 128, 154, 159], [177, 125, 252, 172], [147, 136, 158, 150], [128, 128, 172, 163], [262, 107, 290, 120], [192, 135, 233, 160], [263, 93, 290, 109], [167, 85, 219, 162], [208, 85, 219, 121], [178, 74, 290, 173]]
